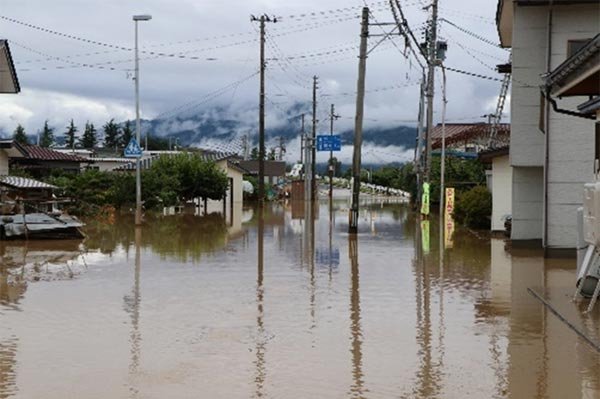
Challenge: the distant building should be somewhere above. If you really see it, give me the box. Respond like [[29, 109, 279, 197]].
[[431, 123, 510, 154], [239, 160, 287, 185], [480, 146, 512, 232], [496, 0, 599, 253], [9, 145, 90, 178]]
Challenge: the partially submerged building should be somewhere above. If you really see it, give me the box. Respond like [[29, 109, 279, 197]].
[[496, 0, 599, 253]]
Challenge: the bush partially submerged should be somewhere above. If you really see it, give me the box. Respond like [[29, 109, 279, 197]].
[[453, 185, 491, 229]]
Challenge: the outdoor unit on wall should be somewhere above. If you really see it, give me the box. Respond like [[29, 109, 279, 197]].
[[583, 182, 600, 246]]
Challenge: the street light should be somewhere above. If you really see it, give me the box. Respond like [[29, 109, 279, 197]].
[[133, 14, 151, 226]]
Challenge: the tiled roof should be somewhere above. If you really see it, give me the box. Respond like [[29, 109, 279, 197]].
[[431, 123, 510, 149], [0, 176, 57, 190], [23, 145, 89, 162]]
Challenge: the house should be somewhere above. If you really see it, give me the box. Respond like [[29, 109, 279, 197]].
[[431, 123, 510, 154], [0, 140, 27, 175], [9, 145, 90, 177], [238, 160, 287, 185], [0, 40, 20, 94], [496, 0, 599, 253], [480, 146, 512, 232]]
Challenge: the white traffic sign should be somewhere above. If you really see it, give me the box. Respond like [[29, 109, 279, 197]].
[[124, 138, 143, 158]]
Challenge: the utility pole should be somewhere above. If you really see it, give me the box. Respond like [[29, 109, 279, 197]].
[[311, 76, 318, 200], [278, 136, 285, 161], [251, 14, 277, 205], [329, 103, 340, 202], [414, 72, 426, 208], [424, 0, 438, 184], [300, 114, 305, 167], [349, 7, 369, 234]]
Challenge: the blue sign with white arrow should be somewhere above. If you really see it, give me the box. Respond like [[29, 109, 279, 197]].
[[124, 138, 143, 158], [316, 135, 341, 152]]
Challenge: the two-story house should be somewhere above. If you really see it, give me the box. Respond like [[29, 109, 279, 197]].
[[496, 0, 599, 254]]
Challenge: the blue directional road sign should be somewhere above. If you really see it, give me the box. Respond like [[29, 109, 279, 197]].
[[316, 135, 341, 152], [124, 138, 143, 158]]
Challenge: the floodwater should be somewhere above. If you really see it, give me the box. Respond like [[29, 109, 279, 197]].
[[1, 191, 599, 398]]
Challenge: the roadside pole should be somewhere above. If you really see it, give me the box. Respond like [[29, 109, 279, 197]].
[[349, 7, 369, 234], [311, 76, 318, 200], [329, 104, 340, 202]]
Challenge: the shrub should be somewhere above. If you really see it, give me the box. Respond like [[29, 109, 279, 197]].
[[453, 185, 492, 229]]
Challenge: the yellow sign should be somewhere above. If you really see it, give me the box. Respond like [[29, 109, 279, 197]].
[[445, 188, 455, 218], [421, 182, 430, 216]]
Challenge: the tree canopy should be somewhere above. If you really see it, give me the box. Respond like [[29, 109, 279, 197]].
[[13, 124, 28, 145], [80, 122, 98, 149], [103, 119, 121, 150], [65, 119, 77, 150], [39, 120, 55, 148]]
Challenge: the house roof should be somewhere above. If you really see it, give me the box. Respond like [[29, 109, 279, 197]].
[[115, 151, 240, 171], [544, 34, 600, 97], [0, 139, 27, 158], [431, 123, 510, 150], [238, 160, 287, 177], [496, 0, 598, 48], [22, 145, 90, 162], [0, 40, 20, 93], [478, 145, 510, 163], [0, 176, 57, 190]]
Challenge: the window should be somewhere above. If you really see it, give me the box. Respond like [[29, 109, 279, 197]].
[[567, 39, 592, 58]]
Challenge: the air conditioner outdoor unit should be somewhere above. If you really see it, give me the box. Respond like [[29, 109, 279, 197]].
[[583, 182, 600, 246]]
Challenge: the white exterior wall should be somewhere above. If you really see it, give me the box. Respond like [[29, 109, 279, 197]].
[[491, 155, 512, 232], [0, 150, 8, 175], [509, 3, 599, 247], [545, 4, 598, 249], [511, 167, 543, 240]]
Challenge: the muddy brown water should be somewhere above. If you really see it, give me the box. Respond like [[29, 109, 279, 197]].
[[0, 196, 599, 398]]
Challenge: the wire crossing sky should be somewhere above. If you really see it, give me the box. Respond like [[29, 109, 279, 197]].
[[0, 0, 508, 160]]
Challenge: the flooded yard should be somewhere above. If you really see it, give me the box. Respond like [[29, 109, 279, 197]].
[[1, 194, 599, 398]]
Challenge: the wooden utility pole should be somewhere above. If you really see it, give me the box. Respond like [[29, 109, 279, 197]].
[[329, 103, 340, 202], [349, 7, 369, 234], [251, 14, 277, 205], [424, 0, 438, 183], [311, 76, 318, 200]]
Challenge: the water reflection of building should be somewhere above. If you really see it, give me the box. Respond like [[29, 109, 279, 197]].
[[475, 238, 600, 397]]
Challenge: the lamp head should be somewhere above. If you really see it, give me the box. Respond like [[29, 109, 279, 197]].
[[133, 15, 152, 21]]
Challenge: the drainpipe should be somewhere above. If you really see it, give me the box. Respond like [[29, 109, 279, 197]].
[[543, 4, 553, 253]]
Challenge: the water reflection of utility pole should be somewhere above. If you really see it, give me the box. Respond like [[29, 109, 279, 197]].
[[328, 196, 334, 283], [254, 207, 266, 397], [348, 234, 364, 398], [124, 226, 142, 398]]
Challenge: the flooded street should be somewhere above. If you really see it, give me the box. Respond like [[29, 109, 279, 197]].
[[1, 192, 600, 398]]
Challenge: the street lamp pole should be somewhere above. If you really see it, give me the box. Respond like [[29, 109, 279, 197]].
[[133, 14, 151, 226]]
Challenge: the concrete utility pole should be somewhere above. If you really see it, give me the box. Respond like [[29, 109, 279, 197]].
[[300, 114, 305, 167], [424, 0, 438, 183], [349, 7, 369, 234], [251, 14, 277, 205], [311, 76, 318, 200], [329, 103, 340, 202], [414, 72, 426, 208], [133, 14, 151, 227], [304, 115, 312, 204]]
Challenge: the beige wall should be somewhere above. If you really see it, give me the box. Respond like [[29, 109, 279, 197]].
[[0, 150, 8, 175], [492, 155, 512, 232]]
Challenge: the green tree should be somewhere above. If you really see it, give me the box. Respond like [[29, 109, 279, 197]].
[[103, 119, 121, 150], [268, 148, 276, 160], [79, 122, 98, 149], [453, 185, 492, 229], [250, 147, 258, 160], [65, 119, 78, 150], [120, 121, 133, 148], [39, 120, 54, 148], [13, 124, 28, 145]]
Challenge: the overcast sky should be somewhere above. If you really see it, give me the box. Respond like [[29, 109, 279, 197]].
[[0, 0, 509, 162]]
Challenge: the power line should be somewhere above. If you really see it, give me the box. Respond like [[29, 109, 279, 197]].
[[155, 71, 259, 120], [439, 18, 508, 50], [444, 66, 503, 82]]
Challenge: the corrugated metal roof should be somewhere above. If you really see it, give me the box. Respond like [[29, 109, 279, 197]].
[[431, 123, 510, 149], [0, 176, 57, 189], [24, 145, 89, 162]]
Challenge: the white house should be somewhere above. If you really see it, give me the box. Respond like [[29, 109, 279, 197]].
[[496, 0, 599, 254], [480, 146, 513, 233]]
